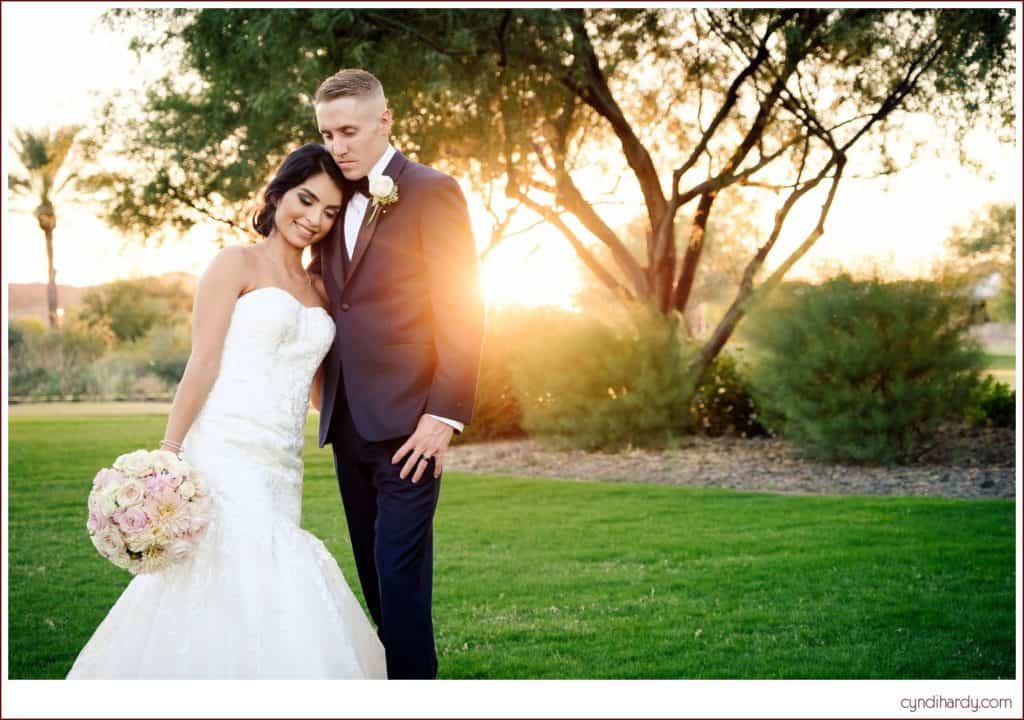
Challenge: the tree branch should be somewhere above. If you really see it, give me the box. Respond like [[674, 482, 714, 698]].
[[513, 190, 635, 302], [562, 9, 667, 226]]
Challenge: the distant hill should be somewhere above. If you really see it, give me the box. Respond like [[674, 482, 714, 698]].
[[8, 274, 198, 324]]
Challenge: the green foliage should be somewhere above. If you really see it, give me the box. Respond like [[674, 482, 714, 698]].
[[99, 8, 1015, 243], [454, 307, 532, 445], [942, 202, 1016, 323], [743, 275, 988, 464], [8, 308, 188, 400], [127, 322, 191, 386], [963, 376, 1016, 429], [508, 305, 699, 450], [689, 349, 770, 438], [79, 278, 193, 343], [8, 315, 116, 398], [7, 125, 82, 210]]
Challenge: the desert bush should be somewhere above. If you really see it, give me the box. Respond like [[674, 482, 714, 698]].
[[690, 348, 770, 438], [742, 274, 988, 464], [508, 304, 700, 450], [963, 375, 1016, 429], [8, 314, 115, 398], [131, 322, 191, 386], [454, 307, 533, 445]]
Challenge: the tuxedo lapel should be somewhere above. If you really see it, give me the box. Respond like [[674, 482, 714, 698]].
[[346, 151, 410, 283]]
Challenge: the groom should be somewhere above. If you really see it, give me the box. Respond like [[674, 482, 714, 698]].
[[308, 68, 484, 679]]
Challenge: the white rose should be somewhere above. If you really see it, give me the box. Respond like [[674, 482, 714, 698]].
[[116, 479, 146, 508], [92, 526, 125, 558], [97, 489, 119, 518], [150, 450, 177, 473], [113, 449, 151, 477], [369, 175, 394, 198], [178, 480, 196, 500], [167, 540, 193, 564], [152, 450, 190, 477]]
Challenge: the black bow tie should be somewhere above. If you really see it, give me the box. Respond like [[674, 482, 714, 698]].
[[350, 177, 370, 198]]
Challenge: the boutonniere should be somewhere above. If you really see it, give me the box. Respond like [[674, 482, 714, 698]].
[[367, 175, 399, 223]]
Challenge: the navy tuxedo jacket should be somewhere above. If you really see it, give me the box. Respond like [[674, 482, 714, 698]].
[[309, 151, 484, 446]]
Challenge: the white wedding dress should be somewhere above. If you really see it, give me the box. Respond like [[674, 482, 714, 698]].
[[67, 287, 387, 679]]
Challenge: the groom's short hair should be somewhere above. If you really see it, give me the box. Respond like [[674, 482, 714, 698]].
[[314, 69, 386, 105]]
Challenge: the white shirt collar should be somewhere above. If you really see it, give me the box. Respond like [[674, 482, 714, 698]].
[[368, 144, 396, 180]]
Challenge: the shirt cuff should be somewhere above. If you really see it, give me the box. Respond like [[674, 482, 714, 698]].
[[426, 413, 464, 434]]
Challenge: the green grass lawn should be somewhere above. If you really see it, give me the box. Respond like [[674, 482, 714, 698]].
[[7, 413, 1017, 679]]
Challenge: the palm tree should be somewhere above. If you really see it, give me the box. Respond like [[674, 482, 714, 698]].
[[8, 126, 82, 329]]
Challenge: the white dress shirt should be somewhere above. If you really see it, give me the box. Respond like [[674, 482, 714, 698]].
[[345, 144, 464, 435]]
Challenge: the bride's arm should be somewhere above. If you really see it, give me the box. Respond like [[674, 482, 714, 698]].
[[309, 273, 330, 414], [161, 247, 252, 449]]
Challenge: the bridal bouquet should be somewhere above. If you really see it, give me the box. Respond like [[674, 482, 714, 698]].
[[86, 449, 212, 575]]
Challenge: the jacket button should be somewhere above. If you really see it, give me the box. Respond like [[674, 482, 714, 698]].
[[340, 303, 351, 312]]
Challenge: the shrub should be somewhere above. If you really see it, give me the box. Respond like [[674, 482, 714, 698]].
[[8, 315, 114, 398], [964, 375, 1016, 429], [742, 274, 987, 464], [690, 348, 771, 438], [83, 353, 143, 399], [79, 278, 193, 343], [508, 304, 699, 450], [454, 307, 532, 445], [132, 322, 190, 386]]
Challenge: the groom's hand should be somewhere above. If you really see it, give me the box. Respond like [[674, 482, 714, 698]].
[[392, 415, 454, 483]]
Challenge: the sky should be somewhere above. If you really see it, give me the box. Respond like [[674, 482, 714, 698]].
[[2, 3, 1019, 311]]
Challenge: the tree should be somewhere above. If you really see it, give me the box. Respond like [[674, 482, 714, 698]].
[[99, 8, 1015, 387], [79, 277, 194, 343], [8, 126, 83, 329], [943, 202, 1016, 323]]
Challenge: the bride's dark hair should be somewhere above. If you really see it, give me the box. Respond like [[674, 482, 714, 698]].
[[252, 144, 347, 237]]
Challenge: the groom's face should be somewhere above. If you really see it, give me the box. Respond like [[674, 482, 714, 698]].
[[315, 95, 392, 181]]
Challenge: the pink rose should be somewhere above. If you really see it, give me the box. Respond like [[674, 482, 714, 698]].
[[87, 508, 108, 533], [117, 506, 150, 533], [180, 506, 211, 540], [145, 474, 169, 493], [163, 472, 183, 490]]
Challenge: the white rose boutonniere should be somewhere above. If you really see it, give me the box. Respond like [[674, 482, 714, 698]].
[[368, 175, 398, 224]]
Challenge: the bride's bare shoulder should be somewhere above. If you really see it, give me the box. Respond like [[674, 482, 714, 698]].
[[205, 244, 259, 276]]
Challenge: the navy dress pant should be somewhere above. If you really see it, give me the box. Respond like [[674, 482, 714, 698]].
[[330, 402, 441, 679]]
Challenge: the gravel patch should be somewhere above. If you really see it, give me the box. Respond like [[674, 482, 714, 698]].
[[447, 422, 1017, 500]]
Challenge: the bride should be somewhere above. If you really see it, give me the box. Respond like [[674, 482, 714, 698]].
[[67, 144, 387, 679]]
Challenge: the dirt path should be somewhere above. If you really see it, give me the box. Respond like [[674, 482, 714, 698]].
[[447, 421, 1017, 500]]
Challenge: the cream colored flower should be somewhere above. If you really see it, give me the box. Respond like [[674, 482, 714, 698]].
[[370, 175, 394, 199], [94, 488, 119, 518], [116, 479, 146, 508], [178, 480, 196, 500], [367, 176, 399, 224], [167, 540, 193, 564], [140, 546, 170, 574], [126, 526, 160, 553], [113, 449, 151, 477], [92, 526, 125, 558]]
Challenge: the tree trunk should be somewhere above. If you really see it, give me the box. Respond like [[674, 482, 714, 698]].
[[44, 226, 58, 330]]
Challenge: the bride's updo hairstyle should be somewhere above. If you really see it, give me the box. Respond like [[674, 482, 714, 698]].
[[252, 144, 347, 237]]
